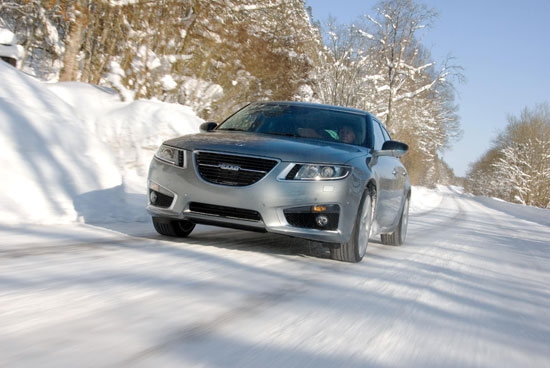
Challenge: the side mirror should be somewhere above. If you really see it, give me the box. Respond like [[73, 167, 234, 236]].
[[200, 122, 218, 132], [377, 140, 409, 158]]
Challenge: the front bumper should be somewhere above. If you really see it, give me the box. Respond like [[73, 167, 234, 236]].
[[146, 154, 365, 244]]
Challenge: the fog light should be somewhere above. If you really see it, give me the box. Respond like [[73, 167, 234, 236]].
[[149, 190, 158, 204], [312, 205, 327, 212], [315, 214, 329, 227]]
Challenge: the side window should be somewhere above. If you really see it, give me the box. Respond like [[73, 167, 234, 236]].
[[372, 120, 386, 150]]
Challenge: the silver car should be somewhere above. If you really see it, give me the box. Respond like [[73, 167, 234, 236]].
[[147, 102, 410, 262]]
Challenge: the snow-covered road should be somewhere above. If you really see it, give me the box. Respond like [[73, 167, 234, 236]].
[[1, 189, 549, 368]]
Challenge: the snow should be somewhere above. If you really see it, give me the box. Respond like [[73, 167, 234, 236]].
[[0, 28, 24, 60], [1, 62, 549, 367], [0, 62, 201, 224], [0, 28, 17, 44], [161, 75, 178, 91]]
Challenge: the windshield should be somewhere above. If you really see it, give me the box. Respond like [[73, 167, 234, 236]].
[[217, 103, 370, 146]]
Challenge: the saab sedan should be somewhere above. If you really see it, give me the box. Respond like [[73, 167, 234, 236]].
[[147, 101, 410, 262]]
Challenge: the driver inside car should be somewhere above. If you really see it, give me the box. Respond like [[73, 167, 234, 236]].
[[338, 125, 356, 144]]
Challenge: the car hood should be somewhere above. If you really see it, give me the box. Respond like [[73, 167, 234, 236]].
[[164, 131, 369, 164]]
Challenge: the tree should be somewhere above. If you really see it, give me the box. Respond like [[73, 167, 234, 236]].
[[467, 103, 550, 208], [367, 0, 435, 124], [3, 0, 322, 116], [179, 0, 321, 120], [465, 148, 505, 198], [310, 18, 375, 108], [58, 0, 89, 82], [493, 104, 550, 207], [0, 0, 67, 78]]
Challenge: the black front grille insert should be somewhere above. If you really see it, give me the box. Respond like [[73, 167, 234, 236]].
[[195, 151, 278, 186], [189, 202, 262, 221]]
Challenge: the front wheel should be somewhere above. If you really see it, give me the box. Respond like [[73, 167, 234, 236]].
[[330, 191, 373, 263], [152, 217, 195, 237]]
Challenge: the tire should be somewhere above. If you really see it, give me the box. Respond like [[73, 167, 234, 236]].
[[152, 217, 195, 237], [380, 197, 409, 246], [331, 190, 373, 263]]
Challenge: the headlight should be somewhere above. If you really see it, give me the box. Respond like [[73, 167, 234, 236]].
[[289, 164, 350, 180], [154, 144, 179, 165]]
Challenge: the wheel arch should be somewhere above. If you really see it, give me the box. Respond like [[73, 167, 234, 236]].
[[365, 179, 377, 198], [365, 178, 378, 221]]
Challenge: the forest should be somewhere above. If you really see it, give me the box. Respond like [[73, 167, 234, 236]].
[[1, 0, 548, 207]]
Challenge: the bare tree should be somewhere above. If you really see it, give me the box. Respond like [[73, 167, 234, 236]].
[[0, 0, 67, 78], [492, 104, 550, 207], [58, 1, 90, 82], [311, 18, 375, 108], [465, 148, 505, 198], [367, 0, 454, 127], [467, 103, 550, 208]]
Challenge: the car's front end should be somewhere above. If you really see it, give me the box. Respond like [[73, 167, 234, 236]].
[[146, 132, 370, 244]]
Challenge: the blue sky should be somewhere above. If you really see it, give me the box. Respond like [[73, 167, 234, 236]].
[[305, 0, 550, 176]]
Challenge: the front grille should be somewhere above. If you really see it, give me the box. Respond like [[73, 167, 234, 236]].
[[195, 151, 278, 186], [189, 202, 262, 221]]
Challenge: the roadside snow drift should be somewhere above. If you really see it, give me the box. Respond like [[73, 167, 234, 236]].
[[0, 63, 202, 224]]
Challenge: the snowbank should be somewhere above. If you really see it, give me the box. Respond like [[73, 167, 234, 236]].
[[0, 63, 202, 225], [46, 82, 202, 183]]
